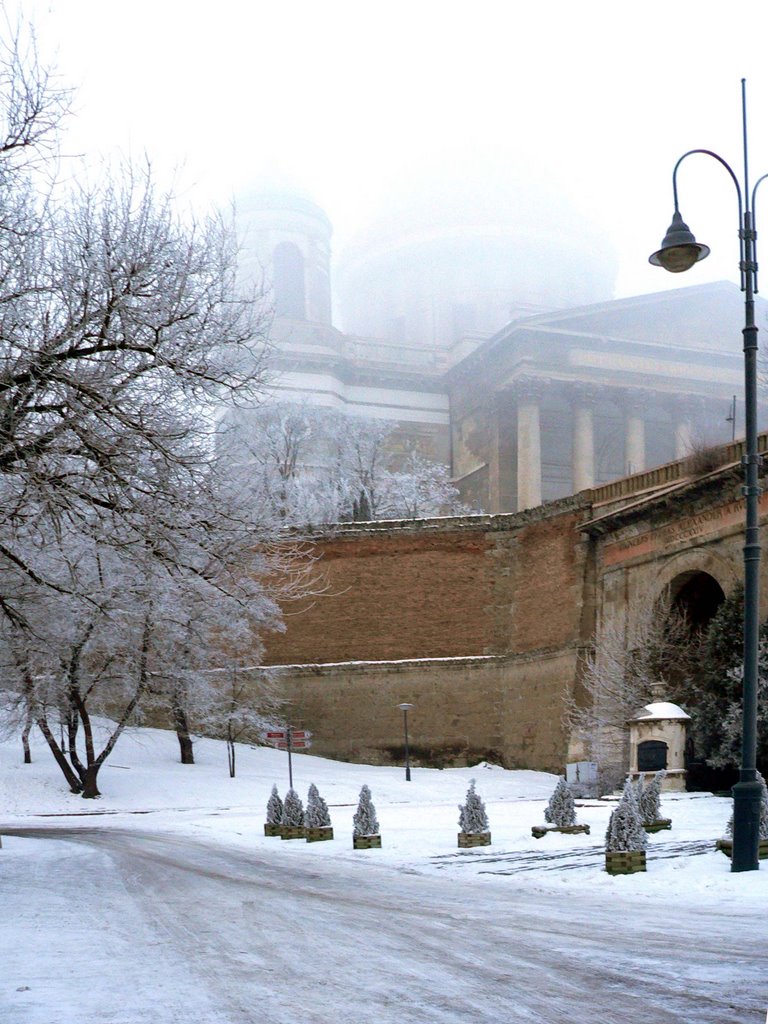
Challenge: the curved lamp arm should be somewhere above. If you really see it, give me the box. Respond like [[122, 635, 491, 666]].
[[673, 150, 745, 283]]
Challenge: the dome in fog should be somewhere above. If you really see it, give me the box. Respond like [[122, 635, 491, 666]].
[[334, 167, 617, 346]]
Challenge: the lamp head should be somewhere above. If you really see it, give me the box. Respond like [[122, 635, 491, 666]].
[[649, 211, 710, 273]]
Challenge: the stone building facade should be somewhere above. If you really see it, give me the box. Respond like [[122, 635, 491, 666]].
[[263, 433, 768, 773], [236, 190, 768, 511]]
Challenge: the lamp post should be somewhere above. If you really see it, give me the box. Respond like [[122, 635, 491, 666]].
[[397, 703, 414, 781], [649, 78, 764, 872]]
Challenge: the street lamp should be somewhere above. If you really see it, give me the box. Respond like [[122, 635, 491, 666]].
[[649, 79, 765, 872], [397, 703, 414, 781]]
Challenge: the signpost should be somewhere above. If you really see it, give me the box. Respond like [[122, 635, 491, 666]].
[[265, 726, 312, 789]]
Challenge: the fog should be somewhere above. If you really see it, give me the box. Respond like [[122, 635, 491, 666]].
[[17, 0, 768, 304]]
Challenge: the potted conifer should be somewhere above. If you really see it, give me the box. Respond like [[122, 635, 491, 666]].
[[281, 787, 306, 840], [716, 772, 768, 859], [352, 784, 381, 849], [264, 784, 283, 837], [304, 782, 334, 842], [458, 779, 491, 847], [532, 776, 590, 838], [605, 779, 647, 874], [638, 771, 671, 832]]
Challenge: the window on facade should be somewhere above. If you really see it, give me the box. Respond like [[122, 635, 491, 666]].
[[273, 242, 306, 319]]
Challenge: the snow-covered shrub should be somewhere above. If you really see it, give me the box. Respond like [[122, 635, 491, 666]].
[[282, 787, 305, 827], [638, 770, 666, 825], [266, 784, 283, 824], [353, 784, 379, 837], [304, 782, 332, 828], [605, 780, 647, 852], [458, 779, 489, 834], [544, 776, 576, 827], [726, 772, 768, 839]]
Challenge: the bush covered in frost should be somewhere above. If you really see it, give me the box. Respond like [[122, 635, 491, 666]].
[[605, 779, 647, 852], [544, 776, 576, 827], [282, 787, 305, 827], [353, 784, 380, 837], [266, 784, 283, 824], [304, 782, 332, 828], [458, 779, 489, 834], [638, 770, 666, 825]]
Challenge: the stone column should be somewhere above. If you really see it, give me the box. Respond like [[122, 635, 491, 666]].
[[515, 378, 544, 511], [572, 385, 596, 492], [487, 395, 503, 514], [624, 392, 647, 476], [674, 396, 704, 459]]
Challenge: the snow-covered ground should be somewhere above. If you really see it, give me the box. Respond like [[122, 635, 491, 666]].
[[1, 724, 767, 1023]]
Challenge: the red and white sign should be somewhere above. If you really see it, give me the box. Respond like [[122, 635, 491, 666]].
[[266, 728, 313, 749]]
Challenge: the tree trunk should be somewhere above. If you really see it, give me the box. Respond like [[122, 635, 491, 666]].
[[227, 736, 236, 778], [81, 764, 101, 799], [173, 701, 195, 764], [36, 716, 83, 793], [21, 719, 31, 763]]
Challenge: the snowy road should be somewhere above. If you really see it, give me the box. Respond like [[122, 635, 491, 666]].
[[2, 825, 765, 1024]]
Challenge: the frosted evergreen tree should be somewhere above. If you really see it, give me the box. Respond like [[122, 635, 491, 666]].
[[282, 787, 305, 827], [633, 773, 644, 805], [726, 772, 768, 839], [304, 782, 332, 828], [266, 784, 283, 824], [353, 784, 380, 837], [605, 782, 647, 852], [638, 770, 666, 825], [458, 779, 489, 834], [544, 776, 576, 827]]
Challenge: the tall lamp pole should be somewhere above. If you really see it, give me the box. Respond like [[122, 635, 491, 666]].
[[649, 78, 765, 872], [398, 703, 414, 781]]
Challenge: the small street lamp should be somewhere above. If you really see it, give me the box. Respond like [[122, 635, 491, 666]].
[[649, 79, 765, 872], [397, 703, 414, 781]]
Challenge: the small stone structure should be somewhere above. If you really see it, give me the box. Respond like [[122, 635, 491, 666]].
[[628, 700, 691, 792]]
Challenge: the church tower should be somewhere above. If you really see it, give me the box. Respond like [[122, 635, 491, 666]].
[[237, 189, 333, 326]]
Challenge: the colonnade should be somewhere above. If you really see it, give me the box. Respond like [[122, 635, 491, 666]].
[[511, 379, 704, 512]]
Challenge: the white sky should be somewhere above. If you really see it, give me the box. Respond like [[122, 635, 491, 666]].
[[15, 0, 768, 300]]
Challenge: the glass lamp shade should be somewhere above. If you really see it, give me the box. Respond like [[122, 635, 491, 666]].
[[649, 211, 710, 273]]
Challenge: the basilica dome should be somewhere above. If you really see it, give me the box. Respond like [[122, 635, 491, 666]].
[[334, 170, 617, 348]]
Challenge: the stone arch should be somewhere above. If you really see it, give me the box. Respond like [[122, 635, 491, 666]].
[[651, 548, 736, 633], [273, 241, 306, 318]]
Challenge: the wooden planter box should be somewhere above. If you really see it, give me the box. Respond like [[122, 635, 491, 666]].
[[715, 838, 768, 859], [280, 825, 307, 840], [605, 850, 646, 875], [353, 834, 382, 849], [264, 822, 283, 837], [643, 818, 672, 833], [458, 831, 491, 848], [305, 826, 334, 843], [532, 823, 590, 839]]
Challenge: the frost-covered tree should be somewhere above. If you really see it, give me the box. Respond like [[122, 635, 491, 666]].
[[458, 779, 489, 834], [544, 776, 576, 827], [304, 782, 332, 828], [282, 787, 304, 827], [352, 784, 379, 837], [567, 590, 695, 792], [638, 770, 666, 825], [226, 400, 475, 525], [266, 784, 283, 825], [605, 780, 647, 852]]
